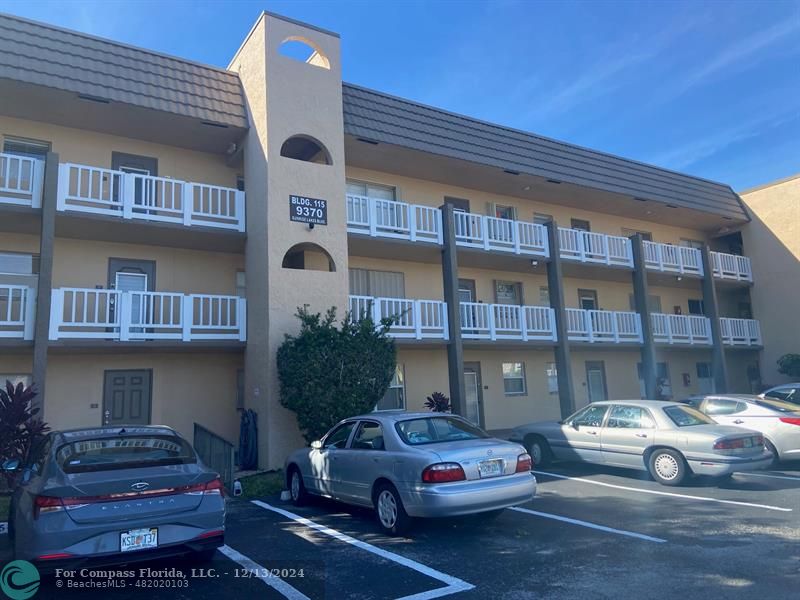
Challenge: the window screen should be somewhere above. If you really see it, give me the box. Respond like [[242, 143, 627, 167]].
[[349, 269, 405, 298]]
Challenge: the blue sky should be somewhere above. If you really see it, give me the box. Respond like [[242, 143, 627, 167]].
[[2, 0, 798, 190]]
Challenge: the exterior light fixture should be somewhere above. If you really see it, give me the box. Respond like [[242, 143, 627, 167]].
[[530, 260, 539, 267], [676, 276, 683, 282], [522, 185, 531, 191]]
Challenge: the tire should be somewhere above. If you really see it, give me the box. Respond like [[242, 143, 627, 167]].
[[374, 483, 412, 536], [648, 449, 688, 486], [765, 440, 780, 468], [525, 435, 551, 468], [288, 466, 308, 507]]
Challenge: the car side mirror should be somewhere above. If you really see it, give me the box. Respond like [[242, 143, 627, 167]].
[[310, 440, 323, 450], [1, 458, 21, 472], [571, 422, 580, 430]]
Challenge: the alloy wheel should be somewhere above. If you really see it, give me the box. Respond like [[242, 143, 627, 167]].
[[654, 453, 679, 480], [291, 471, 301, 501], [377, 490, 398, 529]]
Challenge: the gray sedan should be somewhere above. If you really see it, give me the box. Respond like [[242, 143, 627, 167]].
[[509, 400, 773, 486], [284, 412, 536, 535], [3, 426, 225, 572]]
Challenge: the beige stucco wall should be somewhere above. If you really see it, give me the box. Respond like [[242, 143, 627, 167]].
[[44, 353, 242, 443], [0, 354, 33, 381], [346, 166, 712, 246], [52, 238, 244, 294], [741, 175, 800, 385], [0, 115, 239, 188]]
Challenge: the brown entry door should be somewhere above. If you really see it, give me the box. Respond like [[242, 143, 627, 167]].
[[103, 370, 152, 426]]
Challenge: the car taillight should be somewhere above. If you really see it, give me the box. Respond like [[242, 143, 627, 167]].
[[714, 438, 745, 450], [515, 453, 533, 473], [421, 463, 466, 483], [34, 495, 64, 519], [779, 417, 800, 426], [204, 477, 225, 496]]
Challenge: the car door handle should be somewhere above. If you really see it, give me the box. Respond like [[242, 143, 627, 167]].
[[733, 420, 744, 424], [635, 433, 648, 438], [586, 430, 598, 435]]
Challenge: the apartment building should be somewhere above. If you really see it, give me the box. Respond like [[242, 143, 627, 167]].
[[740, 174, 800, 386], [0, 12, 764, 469]]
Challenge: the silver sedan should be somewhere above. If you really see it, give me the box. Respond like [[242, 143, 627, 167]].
[[284, 412, 536, 535], [509, 400, 773, 486]]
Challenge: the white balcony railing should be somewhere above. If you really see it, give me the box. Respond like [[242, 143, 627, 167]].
[[346, 196, 443, 244], [0, 153, 44, 208], [460, 302, 556, 341], [453, 212, 549, 256], [720, 318, 761, 346], [558, 228, 633, 267], [651, 313, 711, 345], [0, 285, 36, 340], [566, 309, 642, 343], [348, 295, 448, 340], [56, 163, 245, 231], [711, 252, 753, 282], [643, 242, 704, 276], [49, 288, 246, 342]]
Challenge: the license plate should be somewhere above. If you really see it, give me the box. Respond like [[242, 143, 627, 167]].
[[478, 459, 504, 478], [120, 527, 158, 552]]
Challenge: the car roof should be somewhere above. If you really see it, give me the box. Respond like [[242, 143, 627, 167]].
[[345, 411, 470, 424], [55, 425, 178, 441], [580, 400, 681, 409], [688, 394, 762, 402]]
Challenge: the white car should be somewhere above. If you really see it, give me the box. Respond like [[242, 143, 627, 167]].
[[685, 395, 800, 464]]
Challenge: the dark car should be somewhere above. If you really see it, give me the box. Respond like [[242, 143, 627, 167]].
[[3, 425, 225, 572]]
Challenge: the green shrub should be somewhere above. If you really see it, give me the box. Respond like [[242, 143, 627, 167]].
[[0, 381, 49, 486], [277, 307, 396, 443]]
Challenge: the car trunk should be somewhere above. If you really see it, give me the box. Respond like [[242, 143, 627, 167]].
[[704, 427, 766, 457], [46, 465, 213, 525], [431, 438, 523, 480]]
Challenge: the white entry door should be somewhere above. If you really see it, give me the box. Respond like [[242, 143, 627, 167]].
[[116, 272, 148, 333], [464, 370, 481, 426]]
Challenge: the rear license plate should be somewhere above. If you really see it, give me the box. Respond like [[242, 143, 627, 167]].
[[478, 459, 504, 478], [120, 527, 158, 552]]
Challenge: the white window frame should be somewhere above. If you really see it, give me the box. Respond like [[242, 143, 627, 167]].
[[376, 365, 405, 411], [346, 178, 396, 201], [502, 362, 527, 396]]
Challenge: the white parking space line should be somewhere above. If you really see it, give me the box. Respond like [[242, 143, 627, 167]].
[[218, 544, 311, 600], [735, 472, 800, 482], [252, 500, 475, 600], [533, 470, 793, 512], [509, 507, 667, 543]]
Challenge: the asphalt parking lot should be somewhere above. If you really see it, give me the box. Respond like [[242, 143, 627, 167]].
[[3, 462, 798, 600]]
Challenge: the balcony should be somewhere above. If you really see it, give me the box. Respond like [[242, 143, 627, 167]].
[[348, 295, 448, 340], [566, 309, 642, 343], [49, 288, 246, 342], [460, 302, 555, 341], [56, 163, 245, 232], [643, 242, 704, 276], [346, 196, 442, 244], [720, 318, 761, 346], [651, 313, 711, 345], [452, 212, 549, 256], [0, 285, 36, 340], [345, 196, 550, 257], [0, 153, 44, 208], [558, 228, 633, 267], [711, 252, 753, 282]]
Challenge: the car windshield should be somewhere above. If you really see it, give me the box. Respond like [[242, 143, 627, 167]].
[[56, 435, 196, 473], [755, 398, 800, 414], [662, 405, 715, 427], [395, 416, 489, 445]]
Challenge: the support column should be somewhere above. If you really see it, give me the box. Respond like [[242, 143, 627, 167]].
[[630, 234, 657, 398], [701, 245, 729, 393], [32, 151, 58, 413], [440, 203, 465, 416], [545, 220, 575, 418]]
